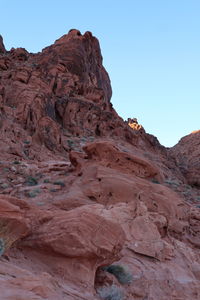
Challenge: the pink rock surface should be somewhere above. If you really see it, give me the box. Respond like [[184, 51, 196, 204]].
[[0, 29, 200, 299]]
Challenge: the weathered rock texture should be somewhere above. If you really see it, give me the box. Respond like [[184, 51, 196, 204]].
[[0, 29, 200, 300]]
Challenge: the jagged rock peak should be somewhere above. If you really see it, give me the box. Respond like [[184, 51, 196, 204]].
[[37, 29, 112, 105], [54, 29, 93, 43]]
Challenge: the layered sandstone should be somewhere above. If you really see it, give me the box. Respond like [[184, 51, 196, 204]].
[[0, 30, 200, 300]]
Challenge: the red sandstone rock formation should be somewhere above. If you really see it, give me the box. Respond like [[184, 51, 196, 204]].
[[0, 29, 200, 299], [170, 130, 200, 186], [0, 35, 6, 53]]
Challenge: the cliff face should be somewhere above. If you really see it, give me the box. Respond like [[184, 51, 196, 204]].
[[170, 130, 200, 187], [0, 30, 200, 300]]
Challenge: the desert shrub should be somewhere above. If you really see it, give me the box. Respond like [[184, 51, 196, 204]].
[[97, 285, 124, 300], [26, 176, 38, 186], [1, 183, 9, 189], [43, 179, 50, 183], [26, 189, 41, 198], [0, 238, 5, 256], [165, 179, 180, 186], [53, 180, 65, 187], [88, 136, 94, 142], [185, 184, 192, 190], [151, 178, 160, 184], [67, 139, 74, 148], [104, 264, 133, 284], [13, 160, 21, 165]]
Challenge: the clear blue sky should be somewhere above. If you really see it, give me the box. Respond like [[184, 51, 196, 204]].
[[1, 0, 200, 147]]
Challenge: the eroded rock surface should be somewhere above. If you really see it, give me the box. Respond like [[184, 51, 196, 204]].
[[170, 130, 200, 187], [0, 29, 200, 299]]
